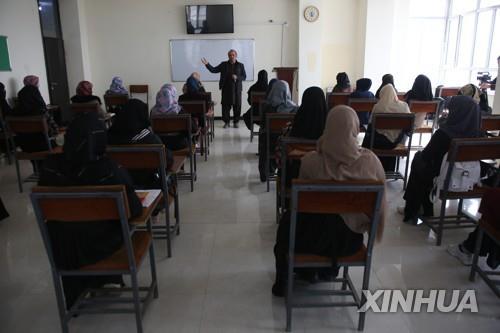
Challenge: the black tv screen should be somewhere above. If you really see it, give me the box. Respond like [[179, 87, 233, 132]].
[[185, 5, 234, 34]]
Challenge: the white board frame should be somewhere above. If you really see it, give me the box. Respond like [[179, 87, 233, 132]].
[[170, 39, 255, 82]]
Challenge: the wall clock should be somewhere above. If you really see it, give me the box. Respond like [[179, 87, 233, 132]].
[[304, 5, 319, 22]]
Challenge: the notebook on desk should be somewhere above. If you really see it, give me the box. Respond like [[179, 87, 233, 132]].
[[135, 189, 161, 208]]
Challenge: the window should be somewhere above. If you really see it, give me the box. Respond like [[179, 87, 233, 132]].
[[405, 0, 499, 88]]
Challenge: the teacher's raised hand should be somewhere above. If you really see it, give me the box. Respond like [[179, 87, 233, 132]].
[[201, 58, 208, 65]]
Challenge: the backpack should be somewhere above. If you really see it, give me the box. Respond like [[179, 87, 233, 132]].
[[433, 153, 481, 198]]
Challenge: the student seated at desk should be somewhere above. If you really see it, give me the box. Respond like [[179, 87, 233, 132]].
[[350, 78, 375, 126], [276, 86, 327, 185], [242, 69, 269, 130], [332, 72, 352, 93], [273, 105, 386, 297], [151, 83, 198, 151], [258, 80, 298, 182], [405, 74, 433, 129], [12, 75, 59, 172], [105, 76, 129, 96], [38, 111, 142, 309], [362, 84, 411, 172], [70, 80, 106, 118], [399, 96, 481, 224], [179, 73, 213, 128], [375, 74, 397, 99], [108, 98, 173, 187]]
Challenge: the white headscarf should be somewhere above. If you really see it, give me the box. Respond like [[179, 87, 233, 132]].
[[299, 105, 386, 240], [371, 84, 410, 143]]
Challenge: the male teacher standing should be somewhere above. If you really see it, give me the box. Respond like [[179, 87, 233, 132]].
[[202, 49, 246, 128]]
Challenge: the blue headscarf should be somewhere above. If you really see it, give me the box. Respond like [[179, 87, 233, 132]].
[[107, 76, 128, 95]]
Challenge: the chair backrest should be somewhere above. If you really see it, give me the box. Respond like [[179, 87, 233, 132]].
[[129, 85, 149, 94], [31, 185, 131, 222], [438, 86, 460, 98], [30, 185, 132, 272], [281, 136, 317, 161], [371, 113, 415, 131], [178, 100, 206, 115], [266, 113, 295, 134], [250, 91, 266, 105], [289, 180, 385, 253], [447, 137, 500, 163], [107, 144, 169, 192], [481, 115, 500, 132], [409, 100, 440, 114], [104, 94, 129, 112], [6, 115, 49, 134], [348, 98, 377, 113], [327, 92, 350, 109], [70, 103, 100, 115], [151, 113, 191, 134]]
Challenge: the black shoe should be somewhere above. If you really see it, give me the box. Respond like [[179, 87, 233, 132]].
[[223, 123, 229, 129], [233, 122, 239, 128]]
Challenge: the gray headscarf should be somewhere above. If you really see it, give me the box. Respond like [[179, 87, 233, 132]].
[[266, 80, 297, 113]]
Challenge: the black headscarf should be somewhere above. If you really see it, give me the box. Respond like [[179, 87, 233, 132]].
[[290, 87, 327, 140], [375, 74, 395, 99], [16, 85, 47, 115], [405, 74, 433, 102], [266, 78, 278, 98], [108, 99, 150, 143], [355, 78, 372, 92], [247, 70, 269, 104], [63, 111, 107, 173], [440, 95, 481, 139], [0, 82, 12, 117], [333, 72, 351, 92]]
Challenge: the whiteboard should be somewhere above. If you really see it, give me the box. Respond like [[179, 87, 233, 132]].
[[170, 39, 254, 82]]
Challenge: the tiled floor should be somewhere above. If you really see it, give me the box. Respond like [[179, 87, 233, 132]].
[[0, 122, 498, 333]]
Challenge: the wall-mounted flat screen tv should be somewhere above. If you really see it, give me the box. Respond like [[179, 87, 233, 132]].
[[185, 5, 234, 34]]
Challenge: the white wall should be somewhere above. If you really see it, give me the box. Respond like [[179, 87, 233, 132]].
[[297, 0, 367, 99], [0, 0, 49, 102], [77, 0, 299, 115]]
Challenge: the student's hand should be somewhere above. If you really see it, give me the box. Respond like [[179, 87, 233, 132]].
[[201, 58, 208, 65]]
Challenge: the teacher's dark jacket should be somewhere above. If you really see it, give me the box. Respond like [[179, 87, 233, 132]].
[[205, 60, 246, 106]]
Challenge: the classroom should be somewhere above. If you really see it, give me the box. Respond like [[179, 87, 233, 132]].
[[0, 1, 499, 332]]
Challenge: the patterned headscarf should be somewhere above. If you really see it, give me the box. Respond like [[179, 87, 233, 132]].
[[76, 81, 93, 96], [108, 76, 128, 94], [23, 75, 39, 87], [152, 84, 181, 115]]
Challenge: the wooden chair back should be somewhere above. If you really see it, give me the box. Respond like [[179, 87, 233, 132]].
[[409, 100, 440, 114], [178, 100, 206, 115], [151, 114, 191, 134], [266, 113, 295, 134], [481, 115, 500, 132], [348, 98, 377, 113], [107, 144, 166, 170], [371, 113, 415, 131], [104, 94, 128, 112], [327, 92, 350, 109], [70, 103, 100, 115], [129, 85, 149, 94], [448, 137, 500, 163], [438, 86, 460, 98], [250, 91, 266, 105], [31, 185, 131, 222], [6, 115, 48, 134]]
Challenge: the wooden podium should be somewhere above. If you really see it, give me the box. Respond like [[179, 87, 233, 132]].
[[272, 67, 298, 96]]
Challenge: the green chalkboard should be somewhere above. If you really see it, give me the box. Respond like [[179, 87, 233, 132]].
[[0, 36, 12, 71]]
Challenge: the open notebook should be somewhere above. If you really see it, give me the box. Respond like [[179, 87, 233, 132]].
[[135, 190, 161, 208]]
